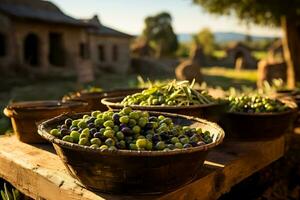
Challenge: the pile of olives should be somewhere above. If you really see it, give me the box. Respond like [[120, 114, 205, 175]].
[[121, 80, 216, 106], [50, 107, 213, 151], [228, 95, 290, 113]]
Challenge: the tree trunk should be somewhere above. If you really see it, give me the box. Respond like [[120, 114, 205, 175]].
[[281, 16, 300, 88]]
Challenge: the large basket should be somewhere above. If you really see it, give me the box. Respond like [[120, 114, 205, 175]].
[[101, 96, 227, 123], [62, 88, 144, 112], [3, 100, 88, 143], [38, 111, 225, 194], [220, 109, 297, 140]]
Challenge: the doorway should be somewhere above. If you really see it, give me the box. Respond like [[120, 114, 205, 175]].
[[24, 33, 39, 66]]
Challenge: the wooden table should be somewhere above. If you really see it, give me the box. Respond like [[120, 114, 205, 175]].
[[0, 135, 285, 200]]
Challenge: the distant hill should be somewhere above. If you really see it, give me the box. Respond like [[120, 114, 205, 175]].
[[177, 32, 278, 43]]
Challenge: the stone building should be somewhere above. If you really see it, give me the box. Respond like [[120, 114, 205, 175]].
[[0, 0, 132, 82], [82, 15, 132, 74], [226, 42, 257, 70]]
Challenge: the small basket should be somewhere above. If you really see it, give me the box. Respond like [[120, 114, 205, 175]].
[[3, 100, 88, 143], [38, 111, 225, 194], [101, 96, 227, 122], [62, 88, 144, 111]]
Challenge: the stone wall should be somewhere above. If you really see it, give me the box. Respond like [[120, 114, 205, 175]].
[[0, 16, 94, 82], [89, 35, 131, 73]]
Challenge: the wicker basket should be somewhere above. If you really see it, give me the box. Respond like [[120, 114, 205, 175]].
[[62, 88, 144, 112], [101, 96, 227, 123], [3, 100, 88, 143], [38, 111, 225, 194], [220, 109, 297, 140]]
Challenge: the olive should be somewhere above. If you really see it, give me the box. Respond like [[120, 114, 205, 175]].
[[94, 132, 102, 139], [197, 141, 206, 146], [105, 138, 115, 146], [88, 123, 95, 129], [94, 118, 104, 127], [91, 111, 101, 118], [171, 137, 179, 144], [155, 141, 165, 150], [65, 118, 72, 127], [78, 121, 87, 129], [129, 143, 138, 150], [108, 146, 117, 151], [152, 134, 161, 143], [62, 135, 73, 143], [104, 130, 114, 138], [122, 107, 132, 115], [144, 122, 154, 130], [183, 144, 192, 148], [121, 127, 132, 135], [138, 117, 148, 127], [50, 129, 60, 137], [128, 119, 137, 127], [132, 125, 141, 134], [86, 117, 96, 124], [104, 120, 114, 128], [89, 128, 97, 135], [70, 131, 80, 142], [136, 138, 147, 149], [146, 141, 153, 150], [60, 128, 70, 136], [167, 144, 175, 150], [112, 113, 120, 124], [90, 144, 99, 148], [149, 116, 158, 122], [100, 145, 108, 150], [116, 140, 126, 149], [116, 131, 125, 140], [175, 142, 183, 149], [70, 126, 78, 131], [78, 138, 88, 145], [180, 137, 190, 144], [91, 138, 102, 146], [160, 132, 170, 140]]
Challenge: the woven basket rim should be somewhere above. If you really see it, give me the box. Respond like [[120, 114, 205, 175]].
[[101, 96, 226, 110], [38, 111, 225, 157]]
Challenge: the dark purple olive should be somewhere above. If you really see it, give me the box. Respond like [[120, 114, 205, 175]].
[[185, 130, 193, 137], [152, 134, 161, 143], [86, 117, 96, 124], [178, 135, 186, 140], [190, 142, 197, 147], [89, 128, 97, 135], [183, 144, 192, 148], [71, 127, 79, 131], [61, 124, 67, 130], [65, 118, 72, 127], [197, 141, 206, 146], [121, 127, 132, 135], [88, 123, 95, 129], [149, 116, 157, 122], [160, 132, 170, 140], [61, 128, 70, 136], [119, 123, 127, 130], [94, 132, 102, 138], [144, 122, 154, 130], [113, 113, 120, 124]]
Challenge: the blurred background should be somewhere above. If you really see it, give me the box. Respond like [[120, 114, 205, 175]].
[[0, 0, 300, 199]]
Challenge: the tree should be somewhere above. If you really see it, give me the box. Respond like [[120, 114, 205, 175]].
[[194, 28, 215, 56], [193, 0, 300, 88], [142, 12, 178, 58]]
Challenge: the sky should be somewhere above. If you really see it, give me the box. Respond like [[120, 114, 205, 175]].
[[51, 0, 282, 37]]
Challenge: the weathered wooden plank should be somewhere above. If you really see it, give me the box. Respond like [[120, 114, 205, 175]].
[[0, 135, 285, 200]]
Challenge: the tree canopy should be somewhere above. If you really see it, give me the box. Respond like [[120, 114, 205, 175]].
[[194, 28, 215, 56], [142, 12, 178, 57], [193, 0, 300, 26]]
